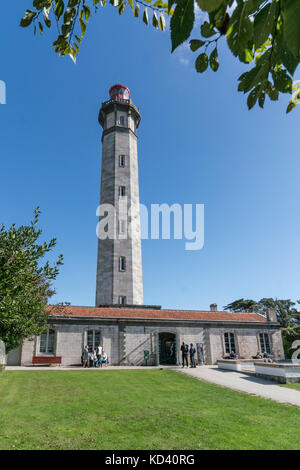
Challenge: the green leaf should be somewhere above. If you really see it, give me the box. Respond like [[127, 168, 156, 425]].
[[238, 61, 268, 93], [68, 0, 80, 6], [44, 14, 51, 28], [286, 101, 296, 113], [265, 81, 279, 101], [227, 2, 253, 58], [83, 5, 91, 22], [195, 53, 208, 72], [128, 0, 134, 12], [282, 0, 300, 59], [247, 87, 259, 109], [209, 47, 219, 71], [159, 14, 166, 31], [201, 21, 216, 38], [258, 90, 265, 108], [64, 7, 76, 23], [274, 36, 299, 76], [189, 39, 205, 52], [79, 18, 86, 37], [246, 0, 265, 15], [119, 1, 125, 14], [55, 0, 65, 20], [134, 4, 140, 17], [253, 1, 277, 49], [20, 10, 37, 27], [38, 21, 44, 34], [33, 0, 51, 9], [143, 7, 149, 24], [271, 69, 292, 94], [170, 0, 195, 52], [197, 0, 224, 13], [152, 11, 159, 28]]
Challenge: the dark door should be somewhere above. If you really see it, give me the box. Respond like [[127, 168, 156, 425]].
[[159, 333, 176, 365]]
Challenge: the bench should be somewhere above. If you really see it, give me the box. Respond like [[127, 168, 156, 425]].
[[32, 356, 62, 366]]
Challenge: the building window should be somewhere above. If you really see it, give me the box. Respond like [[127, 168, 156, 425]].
[[87, 330, 101, 352], [119, 296, 126, 305], [119, 220, 126, 235], [224, 332, 236, 354], [119, 186, 126, 197], [39, 329, 55, 354], [119, 115, 125, 126], [259, 333, 271, 354], [119, 256, 126, 272], [119, 155, 126, 167]]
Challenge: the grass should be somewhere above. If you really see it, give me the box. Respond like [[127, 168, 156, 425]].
[[0, 369, 300, 450], [282, 383, 300, 391]]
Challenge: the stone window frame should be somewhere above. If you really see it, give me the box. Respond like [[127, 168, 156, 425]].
[[119, 186, 126, 197], [84, 329, 102, 353], [119, 154, 126, 168], [118, 114, 127, 126], [257, 331, 272, 354], [36, 328, 57, 356], [118, 219, 126, 235], [119, 295, 126, 305], [119, 256, 126, 272], [222, 330, 239, 356]]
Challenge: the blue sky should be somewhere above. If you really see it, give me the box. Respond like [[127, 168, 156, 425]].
[[1, 2, 300, 311]]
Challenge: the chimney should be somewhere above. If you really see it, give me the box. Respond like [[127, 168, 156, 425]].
[[210, 303, 218, 312], [266, 308, 277, 322]]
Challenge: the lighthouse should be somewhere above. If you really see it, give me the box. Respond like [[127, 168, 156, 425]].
[[95, 85, 144, 306]]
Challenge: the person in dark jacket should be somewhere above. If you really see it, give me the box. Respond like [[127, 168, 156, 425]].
[[180, 342, 189, 368], [189, 343, 196, 368]]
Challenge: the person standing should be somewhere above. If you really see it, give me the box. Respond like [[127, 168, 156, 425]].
[[180, 342, 188, 368], [190, 343, 196, 368], [82, 345, 89, 368], [97, 344, 102, 364]]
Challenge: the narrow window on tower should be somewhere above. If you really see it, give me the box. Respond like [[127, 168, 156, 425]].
[[119, 186, 126, 197], [119, 115, 125, 126], [119, 155, 126, 167], [119, 220, 126, 235], [119, 256, 126, 272], [119, 296, 126, 305]]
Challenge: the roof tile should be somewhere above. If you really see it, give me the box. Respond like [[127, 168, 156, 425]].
[[48, 305, 267, 323]]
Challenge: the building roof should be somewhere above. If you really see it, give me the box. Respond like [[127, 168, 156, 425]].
[[48, 305, 268, 323]]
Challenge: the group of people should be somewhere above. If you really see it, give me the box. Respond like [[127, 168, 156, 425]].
[[82, 345, 108, 368], [252, 351, 274, 363], [180, 342, 197, 368]]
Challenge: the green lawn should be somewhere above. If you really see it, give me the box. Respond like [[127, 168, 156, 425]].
[[282, 383, 300, 391], [0, 369, 300, 450]]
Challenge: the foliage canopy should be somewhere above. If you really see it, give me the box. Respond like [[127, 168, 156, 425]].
[[20, 0, 300, 112], [0, 208, 63, 353]]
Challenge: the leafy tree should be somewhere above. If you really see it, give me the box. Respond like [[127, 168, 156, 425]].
[[224, 297, 300, 356], [20, 1, 300, 112], [0, 208, 63, 353]]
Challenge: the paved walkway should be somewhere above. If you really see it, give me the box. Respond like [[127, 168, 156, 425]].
[[178, 366, 300, 407]]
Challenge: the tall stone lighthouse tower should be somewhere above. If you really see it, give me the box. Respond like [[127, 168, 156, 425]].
[[96, 85, 144, 307]]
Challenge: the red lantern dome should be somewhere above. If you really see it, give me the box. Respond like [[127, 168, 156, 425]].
[[109, 84, 130, 100]]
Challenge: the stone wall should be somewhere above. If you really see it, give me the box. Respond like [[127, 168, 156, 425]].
[[15, 320, 284, 367], [208, 327, 285, 364]]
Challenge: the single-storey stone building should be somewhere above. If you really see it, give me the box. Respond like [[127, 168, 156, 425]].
[[7, 304, 284, 366], [6, 85, 285, 366]]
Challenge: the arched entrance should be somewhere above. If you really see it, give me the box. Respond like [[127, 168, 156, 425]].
[[159, 332, 177, 365]]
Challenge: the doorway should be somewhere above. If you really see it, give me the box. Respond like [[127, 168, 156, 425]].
[[159, 332, 177, 365]]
